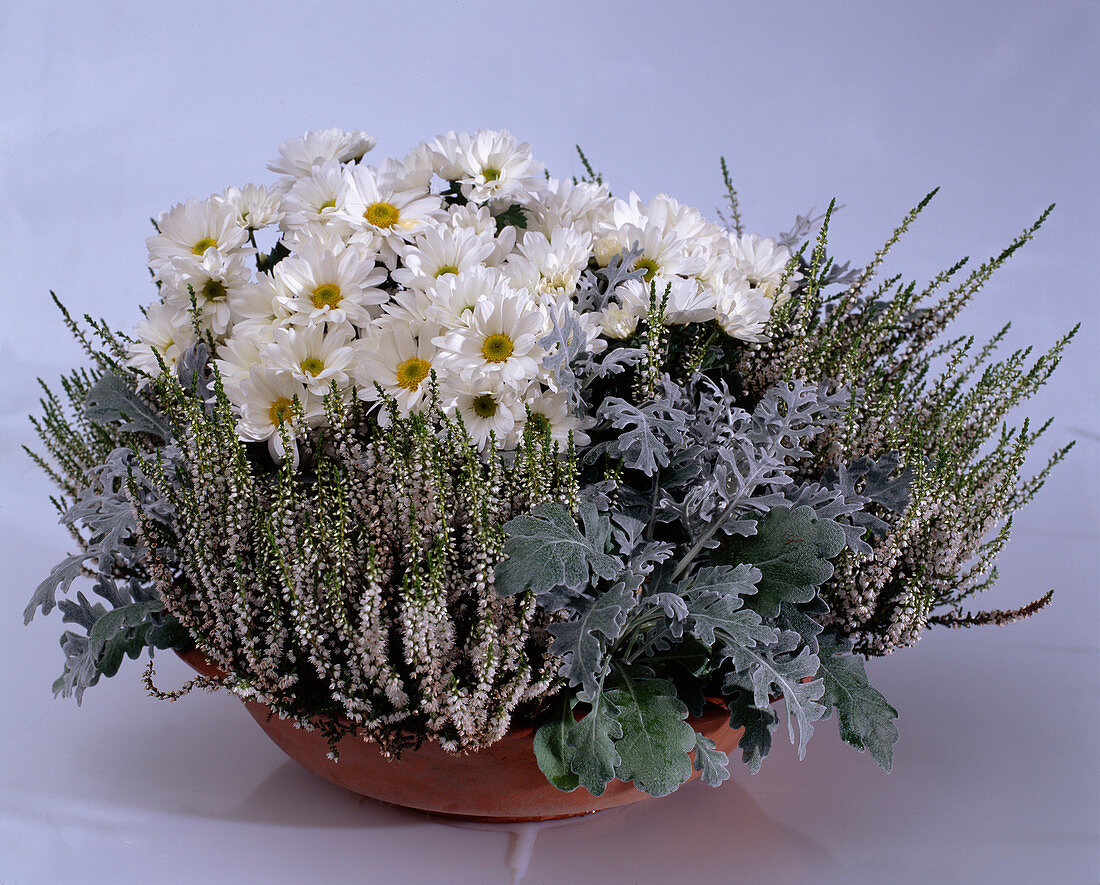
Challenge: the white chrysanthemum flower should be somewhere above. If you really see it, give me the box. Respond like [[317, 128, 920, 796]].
[[714, 276, 774, 342], [424, 266, 502, 330], [231, 365, 322, 463], [596, 218, 705, 281], [629, 192, 717, 242], [215, 331, 267, 388], [392, 225, 496, 291], [616, 277, 717, 326], [229, 273, 293, 340], [127, 300, 198, 376], [433, 282, 548, 385], [268, 128, 377, 184], [727, 233, 801, 306], [161, 249, 253, 337], [147, 197, 250, 279], [523, 389, 592, 447], [263, 324, 356, 396], [449, 378, 527, 450], [222, 184, 284, 231], [280, 160, 354, 240], [355, 317, 441, 415], [507, 226, 592, 298], [275, 237, 388, 328], [447, 203, 517, 264], [339, 160, 443, 265], [430, 129, 544, 204], [599, 301, 641, 339], [528, 177, 615, 239]]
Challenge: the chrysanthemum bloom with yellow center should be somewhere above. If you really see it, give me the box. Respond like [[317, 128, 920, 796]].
[[146, 196, 250, 280], [281, 160, 355, 240], [451, 379, 528, 450], [391, 225, 496, 292], [355, 318, 442, 416], [232, 365, 322, 464], [339, 159, 442, 267], [429, 129, 544, 204], [263, 324, 356, 396], [275, 236, 388, 327], [433, 283, 548, 386], [161, 250, 253, 338]]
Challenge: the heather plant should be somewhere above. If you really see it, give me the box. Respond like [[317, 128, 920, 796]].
[[23, 128, 1073, 798]]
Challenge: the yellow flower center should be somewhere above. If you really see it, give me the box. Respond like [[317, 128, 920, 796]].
[[191, 237, 218, 255], [269, 396, 296, 426], [472, 394, 498, 418], [635, 257, 660, 283], [364, 201, 400, 229], [318, 198, 337, 211], [481, 333, 514, 363], [395, 356, 431, 391], [435, 265, 459, 278], [301, 357, 325, 377], [311, 283, 342, 309], [481, 167, 501, 182], [200, 278, 227, 302]]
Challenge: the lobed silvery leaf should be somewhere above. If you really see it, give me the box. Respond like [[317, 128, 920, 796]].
[[533, 696, 581, 792], [566, 688, 623, 797], [604, 665, 696, 798], [85, 371, 170, 441], [725, 689, 780, 774], [496, 500, 621, 602], [548, 582, 636, 697], [718, 506, 845, 620], [538, 306, 587, 411], [597, 394, 691, 476], [692, 732, 732, 787], [725, 629, 826, 759], [817, 632, 899, 771]]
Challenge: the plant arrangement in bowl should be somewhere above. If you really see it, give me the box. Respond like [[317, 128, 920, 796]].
[[25, 127, 1075, 821]]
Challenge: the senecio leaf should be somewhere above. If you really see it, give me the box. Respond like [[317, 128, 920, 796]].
[[817, 632, 899, 770], [496, 501, 621, 600], [722, 505, 845, 619], [605, 666, 696, 797], [533, 697, 581, 792], [549, 583, 635, 697], [85, 371, 170, 441], [566, 689, 623, 796], [597, 395, 690, 476], [692, 733, 731, 787]]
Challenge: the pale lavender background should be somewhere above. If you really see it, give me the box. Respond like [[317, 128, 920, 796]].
[[1, 2, 1097, 883]]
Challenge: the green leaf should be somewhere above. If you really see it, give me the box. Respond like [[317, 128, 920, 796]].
[[533, 697, 580, 792], [256, 239, 291, 273], [605, 665, 696, 797], [817, 632, 899, 771], [87, 600, 164, 678], [720, 506, 845, 619], [567, 690, 622, 797], [726, 689, 779, 774], [85, 371, 170, 440], [692, 732, 731, 787], [549, 583, 635, 697], [727, 629, 826, 759], [597, 396, 690, 476], [493, 203, 528, 233], [496, 501, 621, 600]]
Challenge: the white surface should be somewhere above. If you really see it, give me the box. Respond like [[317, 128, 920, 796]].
[[2, 2, 1098, 883]]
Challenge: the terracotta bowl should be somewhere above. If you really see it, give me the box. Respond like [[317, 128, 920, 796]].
[[177, 648, 746, 822]]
